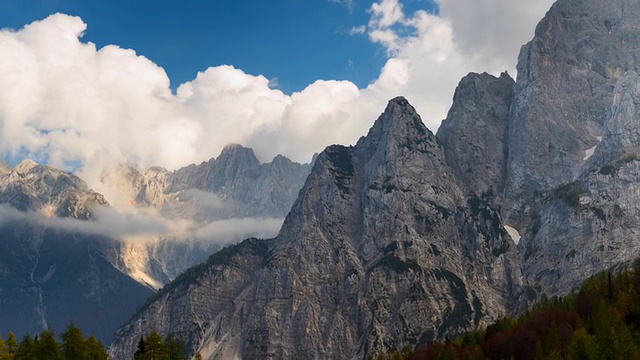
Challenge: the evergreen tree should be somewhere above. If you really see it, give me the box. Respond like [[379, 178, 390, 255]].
[[134, 336, 146, 360], [0, 334, 8, 360], [144, 331, 168, 360], [164, 334, 186, 360], [13, 334, 35, 360], [85, 336, 108, 360], [35, 328, 63, 360], [61, 323, 87, 360], [5, 332, 18, 357]]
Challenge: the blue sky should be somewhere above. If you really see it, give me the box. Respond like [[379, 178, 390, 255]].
[[0, 0, 436, 93]]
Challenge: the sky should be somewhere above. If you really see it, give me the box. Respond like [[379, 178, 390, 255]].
[[0, 0, 556, 195]]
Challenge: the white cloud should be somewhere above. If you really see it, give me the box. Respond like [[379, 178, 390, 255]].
[[0, 3, 554, 199], [348, 25, 367, 35], [329, 0, 356, 12], [0, 203, 282, 247]]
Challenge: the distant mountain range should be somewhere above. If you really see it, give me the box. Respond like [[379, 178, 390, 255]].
[[0, 147, 311, 343]]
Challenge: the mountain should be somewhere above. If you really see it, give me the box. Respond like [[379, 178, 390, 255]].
[[102, 145, 312, 286], [437, 0, 640, 298], [0, 161, 153, 343], [110, 98, 523, 359], [0, 150, 310, 344], [502, 0, 640, 224], [110, 0, 640, 358]]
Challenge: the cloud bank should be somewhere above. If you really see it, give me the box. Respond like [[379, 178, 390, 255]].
[[0, 204, 284, 246], [0, 0, 554, 195]]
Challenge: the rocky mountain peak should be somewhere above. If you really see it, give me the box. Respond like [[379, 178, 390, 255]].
[[14, 159, 39, 174], [111, 97, 522, 359], [437, 72, 515, 196], [0, 160, 107, 219], [358, 96, 433, 152], [217, 143, 259, 164]]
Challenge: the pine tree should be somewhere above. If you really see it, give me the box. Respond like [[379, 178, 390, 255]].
[[5, 332, 18, 357], [134, 336, 146, 360], [35, 328, 63, 360], [0, 334, 8, 360], [85, 336, 108, 360], [145, 331, 168, 360], [164, 334, 186, 360], [13, 334, 36, 360], [61, 323, 88, 360]]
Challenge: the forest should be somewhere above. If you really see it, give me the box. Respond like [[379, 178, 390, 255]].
[[0, 324, 188, 360]]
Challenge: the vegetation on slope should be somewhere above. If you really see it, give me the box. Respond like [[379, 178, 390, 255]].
[[0, 323, 108, 360]]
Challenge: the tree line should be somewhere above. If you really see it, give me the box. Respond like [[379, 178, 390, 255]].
[[0, 323, 107, 359], [0, 325, 192, 360]]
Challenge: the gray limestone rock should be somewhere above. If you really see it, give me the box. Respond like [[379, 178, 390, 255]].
[[437, 72, 515, 197], [503, 0, 640, 222], [110, 98, 522, 360], [520, 70, 640, 298]]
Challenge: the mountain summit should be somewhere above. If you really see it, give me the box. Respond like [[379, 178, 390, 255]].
[[110, 97, 522, 359]]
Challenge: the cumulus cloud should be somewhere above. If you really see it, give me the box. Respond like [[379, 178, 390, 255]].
[[0, 2, 554, 198]]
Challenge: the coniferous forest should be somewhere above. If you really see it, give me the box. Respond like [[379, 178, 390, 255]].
[[372, 261, 640, 360], [0, 324, 188, 360]]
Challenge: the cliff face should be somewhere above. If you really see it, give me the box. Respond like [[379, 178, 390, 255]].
[[520, 71, 640, 297], [110, 98, 523, 359], [437, 72, 515, 197], [503, 0, 640, 222]]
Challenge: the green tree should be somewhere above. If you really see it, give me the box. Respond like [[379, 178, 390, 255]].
[[85, 336, 108, 360], [5, 332, 18, 357], [567, 327, 600, 360], [61, 323, 87, 360], [35, 329, 63, 360], [164, 334, 185, 360], [134, 336, 146, 360], [13, 334, 36, 360], [144, 331, 168, 360]]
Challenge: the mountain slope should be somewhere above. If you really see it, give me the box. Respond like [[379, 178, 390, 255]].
[[0, 162, 153, 343], [110, 98, 522, 359]]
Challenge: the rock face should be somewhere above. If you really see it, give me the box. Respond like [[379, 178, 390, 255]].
[[0, 162, 153, 343], [110, 98, 523, 359], [437, 72, 515, 197], [503, 0, 640, 221], [520, 71, 640, 297]]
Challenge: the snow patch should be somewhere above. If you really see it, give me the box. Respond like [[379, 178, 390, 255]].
[[583, 136, 603, 160], [504, 225, 521, 245]]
